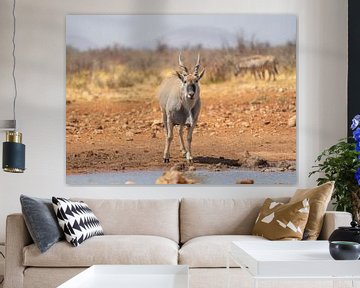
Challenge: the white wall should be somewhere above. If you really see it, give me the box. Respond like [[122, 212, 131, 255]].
[[0, 0, 348, 242]]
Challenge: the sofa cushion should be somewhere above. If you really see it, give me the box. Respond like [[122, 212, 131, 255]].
[[23, 235, 178, 267], [20, 195, 64, 253], [290, 181, 334, 240], [179, 235, 267, 268], [252, 198, 310, 240], [180, 198, 289, 243], [72, 199, 179, 243], [52, 197, 104, 247], [24, 268, 86, 288]]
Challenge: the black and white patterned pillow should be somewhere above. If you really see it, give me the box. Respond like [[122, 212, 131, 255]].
[[52, 197, 104, 247]]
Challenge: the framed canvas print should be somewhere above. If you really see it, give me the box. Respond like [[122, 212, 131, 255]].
[[66, 14, 297, 185]]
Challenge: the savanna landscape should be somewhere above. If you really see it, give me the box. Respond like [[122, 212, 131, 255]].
[[66, 44, 296, 183], [66, 15, 296, 184]]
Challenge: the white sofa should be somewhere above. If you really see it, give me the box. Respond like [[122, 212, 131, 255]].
[[4, 198, 352, 288]]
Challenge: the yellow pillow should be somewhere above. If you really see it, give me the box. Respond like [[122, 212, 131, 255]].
[[289, 181, 334, 240], [252, 198, 310, 240]]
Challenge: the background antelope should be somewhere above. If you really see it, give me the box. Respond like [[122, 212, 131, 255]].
[[233, 55, 279, 81], [157, 54, 205, 163]]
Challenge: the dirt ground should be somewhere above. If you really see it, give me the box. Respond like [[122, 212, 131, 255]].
[[66, 75, 296, 175]]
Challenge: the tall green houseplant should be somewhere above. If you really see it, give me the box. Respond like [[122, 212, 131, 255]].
[[309, 115, 360, 222]]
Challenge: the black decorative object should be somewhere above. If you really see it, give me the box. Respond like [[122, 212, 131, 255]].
[[329, 221, 360, 244], [3, 131, 25, 173], [329, 241, 360, 260]]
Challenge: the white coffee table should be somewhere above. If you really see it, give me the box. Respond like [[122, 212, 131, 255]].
[[228, 241, 360, 288], [58, 265, 188, 288]]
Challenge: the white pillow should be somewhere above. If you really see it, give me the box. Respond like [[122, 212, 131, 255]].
[[52, 197, 103, 246]]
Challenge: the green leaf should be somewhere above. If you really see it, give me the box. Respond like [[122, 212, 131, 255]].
[[309, 138, 360, 216]]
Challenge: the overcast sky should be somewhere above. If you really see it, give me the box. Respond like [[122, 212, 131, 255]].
[[66, 14, 296, 51]]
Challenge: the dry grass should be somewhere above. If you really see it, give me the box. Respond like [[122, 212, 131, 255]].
[[66, 44, 296, 102]]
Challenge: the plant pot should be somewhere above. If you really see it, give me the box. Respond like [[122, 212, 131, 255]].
[[329, 241, 360, 260], [329, 221, 360, 244]]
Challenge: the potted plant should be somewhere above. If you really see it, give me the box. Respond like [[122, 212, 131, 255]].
[[309, 115, 360, 222]]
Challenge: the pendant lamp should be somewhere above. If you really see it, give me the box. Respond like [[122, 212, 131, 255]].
[[1, 0, 26, 173]]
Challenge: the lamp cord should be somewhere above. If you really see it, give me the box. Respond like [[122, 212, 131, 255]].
[[12, 0, 17, 129]]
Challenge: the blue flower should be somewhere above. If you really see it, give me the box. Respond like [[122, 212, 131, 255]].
[[356, 167, 360, 186], [353, 128, 360, 142], [352, 115, 360, 130], [350, 115, 360, 186]]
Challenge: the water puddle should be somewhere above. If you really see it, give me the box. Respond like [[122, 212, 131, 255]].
[[67, 169, 296, 185]]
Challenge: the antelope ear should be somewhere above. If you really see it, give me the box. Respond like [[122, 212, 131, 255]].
[[176, 71, 185, 82], [197, 69, 205, 81]]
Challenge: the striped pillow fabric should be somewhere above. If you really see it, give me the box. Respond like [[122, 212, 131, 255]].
[[52, 197, 103, 247]]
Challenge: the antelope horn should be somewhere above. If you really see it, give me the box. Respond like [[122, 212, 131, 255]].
[[194, 54, 201, 75], [178, 53, 188, 73]]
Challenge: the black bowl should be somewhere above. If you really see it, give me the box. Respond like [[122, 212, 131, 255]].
[[329, 241, 360, 260]]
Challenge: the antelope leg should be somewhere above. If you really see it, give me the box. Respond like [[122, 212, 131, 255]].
[[186, 125, 195, 163], [164, 120, 174, 163], [178, 125, 187, 157], [162, 111, 168, 135]]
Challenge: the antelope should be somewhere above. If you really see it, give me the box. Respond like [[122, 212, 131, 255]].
[[233, 56, 264, 80], [233, 55, 279, 81], [262, 55, 279, 81], [157, 53, 205, 163]]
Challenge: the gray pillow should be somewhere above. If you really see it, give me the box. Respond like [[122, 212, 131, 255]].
[[20, 195, 64, 253]]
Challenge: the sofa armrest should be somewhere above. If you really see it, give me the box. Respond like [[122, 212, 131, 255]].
[[318, 211, 352, 240], [4, 213, 32, 288]]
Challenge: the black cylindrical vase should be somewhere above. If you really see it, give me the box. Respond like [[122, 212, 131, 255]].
[[2, 131, 25, 173]]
